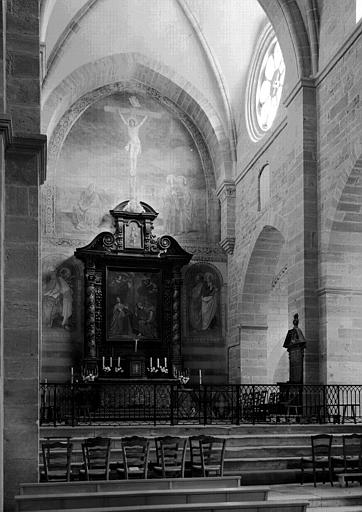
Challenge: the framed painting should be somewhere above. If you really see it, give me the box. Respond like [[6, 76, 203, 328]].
[[106, 268, 161, 341]]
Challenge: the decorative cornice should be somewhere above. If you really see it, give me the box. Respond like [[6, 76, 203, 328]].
[[318, 286, 362, 297], [240, 324, 268, 330], [0, 115, 47, 185], [283, 77, 316, 108], [236, 117, 287, 186], [178, 243, 226, 263], [0, 115, 13, 148], [8, 134, 47, 185], [216, 180, 236, 201], [219, 237, 235, 255]]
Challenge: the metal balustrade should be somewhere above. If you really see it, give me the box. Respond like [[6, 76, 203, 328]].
[[39, 382, 362, 426]]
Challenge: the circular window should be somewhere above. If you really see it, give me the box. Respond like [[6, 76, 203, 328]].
[[246, 24, 285, 142]]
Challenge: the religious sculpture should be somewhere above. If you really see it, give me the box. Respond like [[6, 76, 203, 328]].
[[283, 313, 306, 348]]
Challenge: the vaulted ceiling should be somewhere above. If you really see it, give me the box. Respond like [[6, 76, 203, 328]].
[[40, 0, 267, 142]]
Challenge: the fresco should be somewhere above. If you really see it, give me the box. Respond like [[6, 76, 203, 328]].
[[54, 91, 207, 240], [185, 264, 221, 336], [42, 258, 76, 331]]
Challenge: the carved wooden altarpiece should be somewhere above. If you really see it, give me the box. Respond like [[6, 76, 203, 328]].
[[75, 201, 192, 379]]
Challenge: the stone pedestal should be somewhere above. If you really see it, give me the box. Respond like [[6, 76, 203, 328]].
[[287, 341, 306, 384]]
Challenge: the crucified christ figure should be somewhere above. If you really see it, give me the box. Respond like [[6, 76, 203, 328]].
[[118, 111, 148, 184]]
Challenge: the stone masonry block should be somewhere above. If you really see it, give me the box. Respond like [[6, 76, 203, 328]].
[[5, 245, 38, 279], [5, 186, 28, 215]]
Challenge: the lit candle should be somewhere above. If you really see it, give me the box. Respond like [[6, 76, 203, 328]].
[[164, 357, 167, 368], [71, 367, 74, 384], [157, 358, 159, 368], [135, 338, 138, 353], [199, 369, 202, 385], [102, 356, 105, 367], [150, 357, 153, 368], [117, 357, 120, 367], [110, 356, 113, 367]]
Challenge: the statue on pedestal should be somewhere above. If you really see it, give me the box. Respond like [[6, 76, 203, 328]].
[[283, 313, 305, 348]]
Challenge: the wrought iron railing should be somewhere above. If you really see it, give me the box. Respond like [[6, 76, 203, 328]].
[[39, 382, 362, 426]]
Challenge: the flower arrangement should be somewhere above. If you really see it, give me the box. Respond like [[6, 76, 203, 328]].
[[102, 366, 111, 373], [82, 373, 96, 383], [147, 365, 168, 377], [178, 374, 190, 385], [114, 366, 124, 374]]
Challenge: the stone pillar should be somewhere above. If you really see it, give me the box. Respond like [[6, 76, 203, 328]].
[[0, 2, 8, 507], [3, 1, 44, 509], [284, 79, 319, 383], [4, 135, 46, 510]]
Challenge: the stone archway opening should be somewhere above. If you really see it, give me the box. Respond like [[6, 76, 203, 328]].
[[323, 157, 362, 383], [240, 225, 287, 384]]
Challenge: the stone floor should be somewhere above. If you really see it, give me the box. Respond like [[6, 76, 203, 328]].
[[269, 482, 362, 511]]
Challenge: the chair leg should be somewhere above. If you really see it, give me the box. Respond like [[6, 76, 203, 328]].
[[329, 464, 334, 487], [313, 468, 317, 487], [301, 461, 304, 485]]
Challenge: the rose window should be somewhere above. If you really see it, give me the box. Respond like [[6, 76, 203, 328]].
[[246, 24, 286, 142]]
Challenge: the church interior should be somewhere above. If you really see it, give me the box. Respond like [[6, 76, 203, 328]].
[[1, 0, 362, 509]]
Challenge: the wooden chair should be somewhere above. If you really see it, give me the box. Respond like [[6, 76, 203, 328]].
[[301, 434, 334, 487], [80, 437, 111, 480], [41, 440, 73, 482], [335, 433, 362, 487], [189, 435, 226, 477], [153, 436, 187, 478], [117, 436, 150, 479]]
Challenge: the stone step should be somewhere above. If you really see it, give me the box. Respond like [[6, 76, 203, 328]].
[[308, 508, 362, 512], [15, 487, 270, 511], [19, 477, 242, 496], [269, 483, 362, 509], [24, 501, 309, 512], [39, 424, 362, 439], [224, 456, 302, 471]]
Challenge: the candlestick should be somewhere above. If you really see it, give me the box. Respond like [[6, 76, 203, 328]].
[[199, 369, 202, 385], [110, 356, 113, 367], [157, 358, 159, 368], [102, 356, 105, 367], [164, 357, 167, 368], [117, 357, 120, 367], [150, 357, 152, 368]]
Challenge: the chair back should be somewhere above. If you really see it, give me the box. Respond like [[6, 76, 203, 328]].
[[190, 435, 226, 476], [155, 436, 187, 477], [41, 440, 73, 482], [81, 437, 111, 480], [343, 433, 362, 470], [121, 436, 150, 479], [311, 434, 333, 459]]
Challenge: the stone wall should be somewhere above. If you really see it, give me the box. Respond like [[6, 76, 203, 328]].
[[317, 13, 362, 383]]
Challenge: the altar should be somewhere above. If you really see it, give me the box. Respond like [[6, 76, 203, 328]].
[[74, 200, 192, 381]]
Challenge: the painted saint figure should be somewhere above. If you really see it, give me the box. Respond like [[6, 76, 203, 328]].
[[189, 271, 218, 332], [118, 111, 148, 198], [201, 272, 218, 330], [43, 267, 73, 330], [109, 297, 133, 336], [189, 273, 204, 331]]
